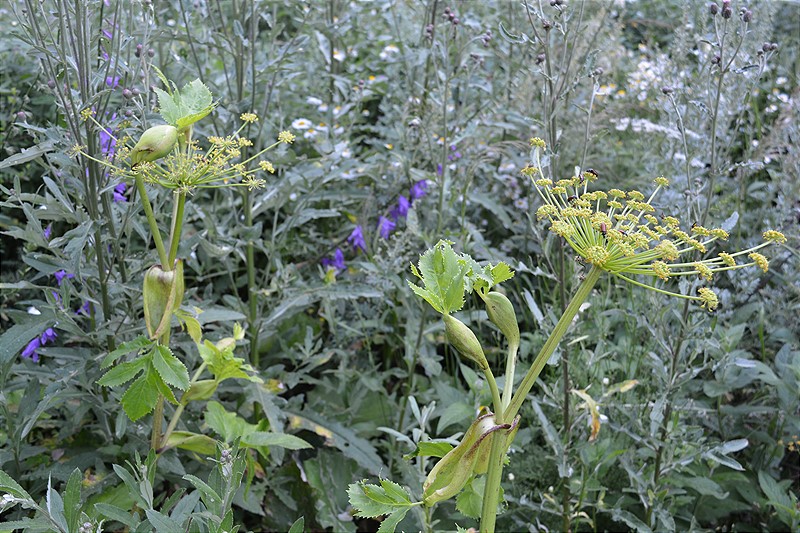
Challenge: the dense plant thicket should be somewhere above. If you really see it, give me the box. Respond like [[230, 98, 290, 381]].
[[0, 1, 798, 532]]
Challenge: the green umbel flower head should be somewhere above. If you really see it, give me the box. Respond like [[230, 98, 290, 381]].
[[525, 143, 786, 311]]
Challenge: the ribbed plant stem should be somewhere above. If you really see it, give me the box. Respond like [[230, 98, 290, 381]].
[[480, 266, 601, 532], [479, 428, 507, 533], [504, 266, 602, 424], [167, 191, 186, 267], [134, 175, 168, 268]]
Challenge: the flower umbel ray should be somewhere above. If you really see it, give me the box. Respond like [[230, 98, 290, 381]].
[[75, 113, 287, 193], [525, 141, 785, 311]]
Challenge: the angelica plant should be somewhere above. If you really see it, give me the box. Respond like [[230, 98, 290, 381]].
[[74, 73, 298, 453], [349, 138, 786, 533]]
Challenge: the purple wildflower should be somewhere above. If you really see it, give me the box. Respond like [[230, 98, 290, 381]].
[[437, 164, 443, 175], [332, 248, 345, 269], [51, 290, 61, 304], [113, 182, 127, 203], [410, 180, 429, 201], [377, 216, 396, 239], [99, 123, 117, 159], [75, 301, 91, 316], [105, 76, 120, 88], [40, 328, 58, 344], [21, 337, 41, 362], [347, 225, 367, 252], [43, 224, 52, 240], [54, 270, 74, 286], [448, 145, 462, 161], [321, 248, 346, 271], [390, 195, 410, 220]]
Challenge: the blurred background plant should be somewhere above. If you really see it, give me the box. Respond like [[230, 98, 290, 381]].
[[0, 0, 797, 531]]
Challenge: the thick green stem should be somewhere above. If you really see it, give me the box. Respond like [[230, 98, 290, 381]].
[[160, 363, 208, 449], [243, 188, 259, 367], [168, 191, 187, 267], [479, 267, 601, 532], [483, 367, 504, 418], [479, 430, 508, 533], [501, 341, 519, 411], [151, 395, 164, 450], [150, 191, 187, 450], [134, 175, 169, 268], [504, 266, 602, 425]]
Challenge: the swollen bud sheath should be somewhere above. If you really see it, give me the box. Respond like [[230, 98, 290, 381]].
[[423, 410, 520, 506], [443, 314, 488, 370], [483, 291, 520, 349], [143, 260, 185, 338], [130, 124, 178, 167]]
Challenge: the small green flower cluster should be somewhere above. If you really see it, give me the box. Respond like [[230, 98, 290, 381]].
[[525, 139, 786, 311], [78, 113, 293, 194]]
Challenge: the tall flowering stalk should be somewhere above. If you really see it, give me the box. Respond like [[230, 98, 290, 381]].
[[349, 138, 786, 533], [74, 76, 294, 451]]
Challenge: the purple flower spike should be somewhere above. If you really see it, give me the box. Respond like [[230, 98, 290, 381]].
[[390, 195, 410, 220], [377, 216, 396, 239], [347, 225, 367, 252], [113, 182, 127, 203], [322, 248, 346, 271], [332, 248, 346, 269], [54, 270, 74, 286], [99, 127, 117, 159], [21, 337, 41, 361], [410, 180, 429, 201], [40, 327, 58, 345]]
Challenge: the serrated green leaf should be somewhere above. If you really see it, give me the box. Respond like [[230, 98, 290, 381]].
[[97, 357, 148, 388], [455, 477, 483, 519], [490, 262, 514, 285], [347, 482, 395, 518], [243, 431, 312, 450], [154, 370, 179, 405], [379, 479, 413, 505], [121, 371, 161, 421], [154, 87, 182, 126], [152, 344, 190, 390], [179, 79, 213, 113], [101, 336, 152, 368], [377, 508, 410, 533], [183, 315, 203, 344], [408, 240, 469, 314], [155, 78, 215, 129], [362, 484, 397, 506]]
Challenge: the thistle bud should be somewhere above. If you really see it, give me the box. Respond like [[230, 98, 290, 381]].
[[482, 291, 520, 350], [443, 314, 488, 370], [143, 260, 184, 338], [709, 2, 718, 15], [130, 124, 178, 167]]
